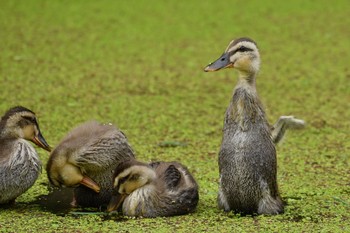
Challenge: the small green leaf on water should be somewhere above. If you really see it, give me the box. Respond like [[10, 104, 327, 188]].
[[158, 141, 188, 147], [332, 197, 350, 207]]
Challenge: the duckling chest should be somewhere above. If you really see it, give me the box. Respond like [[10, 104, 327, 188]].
[[0, 140, 41, 202], [221, 90, 274, 158], [123, 185, 157, 216], [1, 140, 41, 172], [224, 87, 267, 131]]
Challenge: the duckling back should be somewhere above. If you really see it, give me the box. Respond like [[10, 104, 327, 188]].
[[152, 161, 199, 217], [64, 121, 134, 172], [122, 161, 199, 217]]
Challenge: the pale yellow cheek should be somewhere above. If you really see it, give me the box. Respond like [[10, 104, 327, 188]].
[[60, 164, 83, 186], [125, 182, 141, 194], [22, 125, 35, 140], [235, 57, 252, 72]]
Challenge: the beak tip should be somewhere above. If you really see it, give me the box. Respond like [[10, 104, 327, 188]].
[[204, 65, 212, 72], [80, 176, 101, 193], [107, 194, 126, 213], [204, 66, 215, 72], [32, 136, 51, 152]]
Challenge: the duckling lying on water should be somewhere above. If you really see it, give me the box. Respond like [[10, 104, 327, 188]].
[[107, 160, 199, 217], [204, 37, 290, 215], [0, 106, 50, 204], [46, 121, 135, 208]]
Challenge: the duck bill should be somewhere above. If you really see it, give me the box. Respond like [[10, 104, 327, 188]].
[[204, 52, 233, 72], [80, 176, 101, 193], [107, 194, 127, 212], [31, 131, 51, 152]]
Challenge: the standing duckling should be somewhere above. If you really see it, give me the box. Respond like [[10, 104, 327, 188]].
[[204, 37, 284, 215], [107, 160, 199, 217], [46, 121, 135, 208], [0, 106, 51, 204]]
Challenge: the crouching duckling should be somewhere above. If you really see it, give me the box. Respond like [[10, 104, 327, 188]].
[[107, 160, 199, 217], [0, 106, 50, 204], [46, 121, 135, 208]]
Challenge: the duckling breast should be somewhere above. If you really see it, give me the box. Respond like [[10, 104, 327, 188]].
[[0, 140, 41, 204], [219, 122, 277, 212], [122, 184, 157, 217]]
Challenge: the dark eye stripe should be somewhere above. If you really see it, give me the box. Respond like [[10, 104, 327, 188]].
[[230, 46, 253, 56], [118, 175, 130, 185], [238, 46, 253, 52], [129, 174, 140, 181], [22, 116, 37, 124]]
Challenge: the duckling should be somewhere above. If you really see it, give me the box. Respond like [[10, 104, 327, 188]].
[[46, 121, 135, 208], [204, 37, 284, 215], [107, 160, 199, 217], [0, 106, 50, 204], [271, 115, 305, 144]]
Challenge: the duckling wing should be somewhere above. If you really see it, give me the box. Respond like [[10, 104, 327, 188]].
[[271, 116, 305, 144], [149, 161, 160, 169], [75, 134, 135, 172], [59, 121, 135, 171], [164, 165, 182, 190], [0, 140, 14, 163]]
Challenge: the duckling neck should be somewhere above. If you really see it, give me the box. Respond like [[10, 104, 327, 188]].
[[234, 71, 258, 99], [238, 71, 257, 87], [225, 72, 265, 131], [0, 128, 15, 140], [0, 121, 7, 138], [0, 120, 17, 139]]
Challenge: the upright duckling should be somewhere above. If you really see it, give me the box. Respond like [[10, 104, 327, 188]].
[[107, 160, 199, 217], [0, 106, 50, 204], [46, 121, 135, 208], [204, 37, 284, 215]]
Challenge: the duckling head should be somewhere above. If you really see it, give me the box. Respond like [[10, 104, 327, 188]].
[[46, 149, 101, 193], [204, 37, 260, 78], [0, 106, 51, 151], [107, 160, 156, 212]]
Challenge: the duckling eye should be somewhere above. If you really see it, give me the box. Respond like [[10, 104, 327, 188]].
[[129, 174, 140, 181], [119, 175, 130, 185], [18, 116, 36, 128]]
